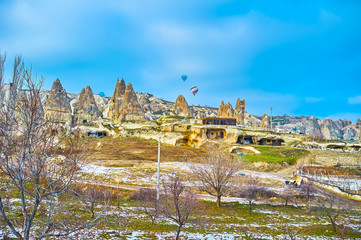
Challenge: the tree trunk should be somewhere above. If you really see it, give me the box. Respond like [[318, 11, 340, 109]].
[[285, 198, 288, 206], [216, 195, 221, 208], [249, 201, 252, 215], [91, 202, 95, 218], [176, 225, 182, 240], [329, 215, 337, 233]]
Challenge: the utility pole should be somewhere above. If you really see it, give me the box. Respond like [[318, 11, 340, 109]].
[[157, 137, 161, 200], [270, 107, 273, 130]]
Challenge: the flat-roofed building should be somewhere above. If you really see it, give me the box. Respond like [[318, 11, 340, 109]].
[[202, 117, 236, 126]]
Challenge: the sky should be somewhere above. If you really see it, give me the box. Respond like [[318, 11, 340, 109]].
[[0, 0, 360, 121]]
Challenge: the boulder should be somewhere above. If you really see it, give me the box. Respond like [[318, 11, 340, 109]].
[[234, 98, 245, 124], [44, 78, 71, 123], [74, 86, 102, 124], [173, 95, 189, 116], [117, 83, 145, 122], [108, 78, 126, 120]]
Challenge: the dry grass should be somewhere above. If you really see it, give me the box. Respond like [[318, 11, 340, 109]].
[[87, 137, 207, 165], [300, 150, 361, 167]]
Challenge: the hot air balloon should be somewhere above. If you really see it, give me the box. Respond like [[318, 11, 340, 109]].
[[190, 86, 199, 96], [181, 75, 187, 81], [98, 92, 105, 97]]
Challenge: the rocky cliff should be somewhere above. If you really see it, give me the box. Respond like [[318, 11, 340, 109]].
[[74, 86, 102, 123], [117, 83, 145, 122], [260, 113, 270, 129], [44, 79, 71, 123], [108, 78, 126, 120], [217, 101, 234, 118], [234, 98, 245, 124], [2, 77, 360, 142], [173, 95, 189, 116], [281, 116, 359, 141]]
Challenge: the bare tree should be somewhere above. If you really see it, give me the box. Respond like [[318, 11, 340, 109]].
[[0, 54, 97, 239], [299, 178, 317, 202], [189, 150, 241, 207], [161, 175, 198, 240], [241, 176, 265, 215], [311, 194, 352, 234], [73, 184, 109, 219], [280, 185, 295, 206], [133, 187, 160, 224]]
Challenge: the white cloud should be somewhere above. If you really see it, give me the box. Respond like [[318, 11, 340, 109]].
[[305, 97, 324, 103], [319, 9, 341, 26], [348, 96, 361, 104], [0, 0, 112, 58]]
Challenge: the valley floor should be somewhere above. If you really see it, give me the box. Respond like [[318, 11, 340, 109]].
[[1, 137, 360, 239], [68, 137, 361, 239]]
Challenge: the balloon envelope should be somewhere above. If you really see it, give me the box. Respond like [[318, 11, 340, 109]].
[[98, 92, 105, 97], [181, 75, 187, 81], [190, 86, 199, 96]]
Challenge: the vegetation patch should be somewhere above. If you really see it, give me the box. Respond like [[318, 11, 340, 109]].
[[243, 146, 309, 164]]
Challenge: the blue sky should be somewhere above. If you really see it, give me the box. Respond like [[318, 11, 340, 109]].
[[0, 0, 360, 121]]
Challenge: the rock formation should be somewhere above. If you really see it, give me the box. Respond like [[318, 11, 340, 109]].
[[173, 95, 189, 116], [44, 79, 71, 123], [260, 113, 270, 129], [117, 83, 145, 122], [74, 86, 102, 124], [234, 98, 245, 125], [342, 126, 359, 141], [217, 101, 234, 118], [217, 101, 225, 116], [319, 118, 342, 140], [108, 78, 126, 120], [244, 112, 260, 128], [357, 118, 361, 127], [302, 116, 323, 139]]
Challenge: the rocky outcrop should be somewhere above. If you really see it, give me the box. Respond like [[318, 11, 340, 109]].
[[173, 95, 189, 116], [234, 98, 245, 125], [217, 101, 225, 116], [108, 78, 126, 120], [74, 86, 102, 124], [319, 118, 342, 140], [117, 83, 145, 122], [217, 101, 234, 118], [44, 79, 71, 123], [260, 113, 270, 129], [244, 112, 260, 128], [302, 116, 323, 139], [357, 118, 361, 127], [334, 119, 352, 129], [342, 126, 359, 141]]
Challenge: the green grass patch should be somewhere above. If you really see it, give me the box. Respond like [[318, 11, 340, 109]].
[[243, 146, 309, 164]]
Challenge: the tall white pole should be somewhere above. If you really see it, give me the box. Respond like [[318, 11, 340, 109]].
[[270, 107, 273, 130], [157, 137, 161, 200]]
